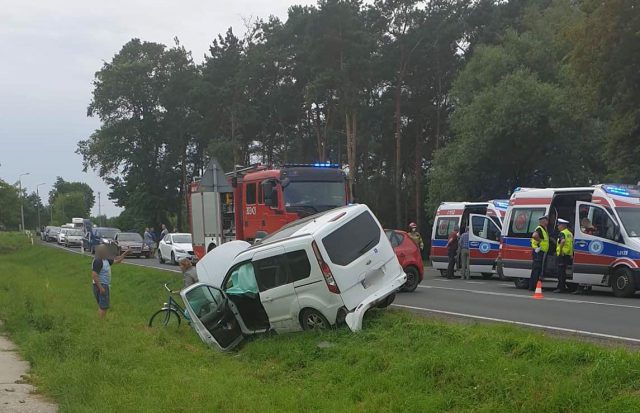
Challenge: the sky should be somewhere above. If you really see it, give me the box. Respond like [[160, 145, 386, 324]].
[[0, 0, 314, 217]]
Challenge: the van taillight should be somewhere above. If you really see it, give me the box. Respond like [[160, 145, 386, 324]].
[[312, 241, 340, 294]]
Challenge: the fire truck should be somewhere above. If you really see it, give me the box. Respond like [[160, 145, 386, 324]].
[[188, 159, 350, 258]]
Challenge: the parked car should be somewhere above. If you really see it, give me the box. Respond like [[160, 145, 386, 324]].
[[64, 229, 84, 248], [158, 233, 194, 265], [85, 227, 121, 254], [385, 229, 424, 292], [113, 232, 151, 258], [44, 226, 60, 242], [181, 204, 407, 351], [57, 228, 69, 245]]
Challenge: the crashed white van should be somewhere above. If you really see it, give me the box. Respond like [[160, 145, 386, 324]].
[[181, 204, 407, 351]]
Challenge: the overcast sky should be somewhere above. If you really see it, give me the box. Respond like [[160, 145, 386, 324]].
[[0, 0, 314, 217]]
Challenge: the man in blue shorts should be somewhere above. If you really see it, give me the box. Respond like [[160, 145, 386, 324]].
[[92, 244, 128, 319]]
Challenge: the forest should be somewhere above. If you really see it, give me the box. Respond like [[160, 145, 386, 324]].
[[74, 0, 639, 233]]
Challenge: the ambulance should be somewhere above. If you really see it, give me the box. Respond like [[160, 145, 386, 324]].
[[500, 184, 640, 297], [430, 200, 509, 279]]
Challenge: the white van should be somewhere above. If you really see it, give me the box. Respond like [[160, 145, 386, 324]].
[[501, 184, 640, 296], [430, 200, 508, 279], [181, 204, 407, 351]]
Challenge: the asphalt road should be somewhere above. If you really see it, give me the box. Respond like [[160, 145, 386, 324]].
[[43, 241, 640, 344], [394, 268, 640, 344]]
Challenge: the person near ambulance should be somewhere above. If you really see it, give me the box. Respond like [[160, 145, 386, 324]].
[[530, 215, 550, 291], [554, 218, 573, 293], [407, 222, 424, 251], [446, 225, 460, 279]]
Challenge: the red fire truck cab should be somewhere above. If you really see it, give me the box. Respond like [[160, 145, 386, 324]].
[[189, 159, 350, 258]]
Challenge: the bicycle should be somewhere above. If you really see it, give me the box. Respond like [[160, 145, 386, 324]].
[[148, 283, 189, 327]]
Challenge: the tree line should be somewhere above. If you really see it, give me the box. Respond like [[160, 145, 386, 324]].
[[78, 0, 640, 234]]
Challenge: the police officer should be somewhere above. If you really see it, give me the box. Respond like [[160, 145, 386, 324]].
[[407, 222, 424, 251], [554, 218, 573, 293], [530, 215, 550, 291]]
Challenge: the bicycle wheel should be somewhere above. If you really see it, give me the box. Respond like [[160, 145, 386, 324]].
[[148, 308, 181, 327]]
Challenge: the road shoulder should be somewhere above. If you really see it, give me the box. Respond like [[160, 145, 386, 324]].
[[0, 325, 57, 413]]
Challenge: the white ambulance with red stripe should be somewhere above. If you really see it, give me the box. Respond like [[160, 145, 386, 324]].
[[430, 200, 508, 279], [500, 184, 640, 297]]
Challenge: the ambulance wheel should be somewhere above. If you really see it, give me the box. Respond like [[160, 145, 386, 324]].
[[300, 309, 330, 330], [481, 273, 494, 280], [612, 268, 635, 298], [565, 283, 578, 293], [514, 278, 529, 289], [439, 270, 447, 278]]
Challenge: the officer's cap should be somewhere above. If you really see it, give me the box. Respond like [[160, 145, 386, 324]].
[[557, 218, 569, 225]]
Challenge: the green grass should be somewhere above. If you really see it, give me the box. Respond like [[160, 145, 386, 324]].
[[1, 233, 640, 412]]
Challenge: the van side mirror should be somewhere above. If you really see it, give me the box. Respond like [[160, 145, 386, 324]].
[[262, 180, 277, 207]]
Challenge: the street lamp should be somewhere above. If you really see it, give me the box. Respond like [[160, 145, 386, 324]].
[[36, 182, 46, 231], [18, 172, 30, 232]]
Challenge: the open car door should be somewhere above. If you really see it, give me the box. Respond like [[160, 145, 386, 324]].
[[468, 214, 501, 273], [181, 284, 244, 351]]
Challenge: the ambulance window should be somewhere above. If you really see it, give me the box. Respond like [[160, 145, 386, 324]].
[[587, 206, 618, 242], [508, 208, 545, 237], [246, 183, 256, 205], [434, 217, 458, 240]]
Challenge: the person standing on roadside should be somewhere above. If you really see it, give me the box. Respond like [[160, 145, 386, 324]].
[[179, 258, 199, 289], [91, 245, 128, 319], [459, 229, 470, 280], [149, 226, 157, 256], [143, 227, 154, 254], [160, 224, 169, 240], [554, 218, 573, 293], [530, 215, 550, 291], [446, 225, 460, 279], [407, 222, 424, 251]]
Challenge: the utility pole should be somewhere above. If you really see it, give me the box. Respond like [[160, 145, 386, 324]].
[[36, 182, 46, 231], [97, 192, 102, 226], [18, 172, 30, 232]]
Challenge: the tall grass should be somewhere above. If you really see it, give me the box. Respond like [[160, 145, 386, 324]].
[[1, 235, 640, 412]]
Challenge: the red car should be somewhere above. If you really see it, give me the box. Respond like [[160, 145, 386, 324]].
[[385, 229, 424, 292]]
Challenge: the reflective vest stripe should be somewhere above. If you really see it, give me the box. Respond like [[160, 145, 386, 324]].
[[530, 225, 549, 253]]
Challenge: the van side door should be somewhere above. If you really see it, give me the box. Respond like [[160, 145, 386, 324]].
[[468, 214, 501, 273], [573, 201, 624, 285], [252, 246, 301, 332]]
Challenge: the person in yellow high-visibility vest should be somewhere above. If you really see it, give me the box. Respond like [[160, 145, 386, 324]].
[[554, 218, 573, 293], [530, 215, 550, 291]]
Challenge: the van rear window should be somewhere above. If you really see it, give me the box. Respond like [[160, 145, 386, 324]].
[[322, 211, 380, 266]]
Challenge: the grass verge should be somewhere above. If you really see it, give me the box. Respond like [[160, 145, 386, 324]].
[[1, 233, 640, 412]]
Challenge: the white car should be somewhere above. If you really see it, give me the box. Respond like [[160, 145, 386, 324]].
[[57, 228, 69, 245], [159, 233, 195, 265], [64, 229, 84, 247], [181, 204, 407, 351]]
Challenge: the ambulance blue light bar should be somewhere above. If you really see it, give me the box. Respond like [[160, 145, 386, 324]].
[[493, 200, 509, 210], [602, 184, 640, 198], [283, 162, 340, 168]]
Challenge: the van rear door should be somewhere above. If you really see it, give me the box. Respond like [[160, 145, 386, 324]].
[[468, 214, 501, 273], [320, 209, 404, 311]]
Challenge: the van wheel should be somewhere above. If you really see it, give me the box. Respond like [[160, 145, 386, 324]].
[[481, 273, 494, 280], [300, 309, 330, 331], [401, 267, 420, 292], [514, 278, 529, 289], [377, 293, 396, 309], [612, 268, 635, 298], [439, 270, 447, 278]]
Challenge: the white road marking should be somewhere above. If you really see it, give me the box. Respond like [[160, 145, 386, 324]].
[[433, 279, 451, 282], [465, 281, 484, 284], [417, 284, 640, 310], [499, 283, 513, 287], [391, 304, 640, 344]]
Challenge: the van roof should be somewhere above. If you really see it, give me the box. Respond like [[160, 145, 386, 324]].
[[251, 204, 365, 249]]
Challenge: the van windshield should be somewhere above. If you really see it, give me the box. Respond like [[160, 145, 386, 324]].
[[617, 208, 640, 237]]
